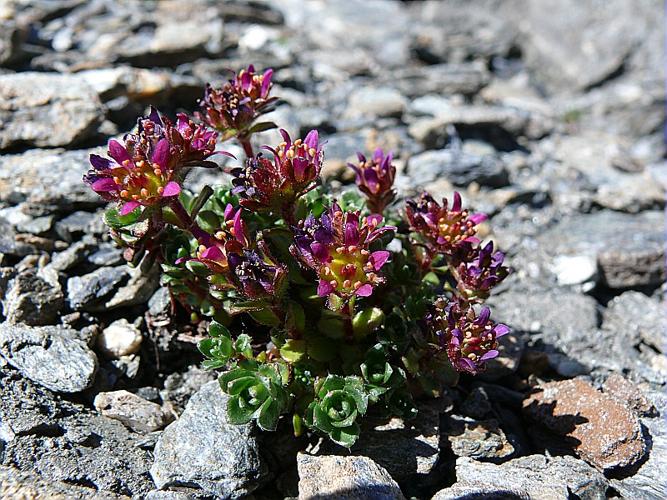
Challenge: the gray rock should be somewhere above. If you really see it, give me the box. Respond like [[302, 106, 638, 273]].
[[407, 148, 509, 188], [390, 63, 490, 98], [1, 367, 153, 495], [479, 331, 525, 381], [297, 453, 405, 500], [49, 239, 97, 273], [0, 21, 24, 66], [603, 292, 666, 354], [67, 266, 127, 311], [151, 381, 268, 499], [518, 0, 655, 94], [0, 148, 105, 211], [0, 73, 103, 150], [443, 415, 515, 461], [0, 218, 34, 258], [160, 365, 217, 414], [55, 210, 105, 241], [0, 323, 97, 393], [346, 87, 407, 119], [0, 465, 124, 500], [538, 211, 665, 289], [433, 455, 608, 500], [94, 390, 173, 433], [550, 255, 597, 286], [2, 270, 64, 326]]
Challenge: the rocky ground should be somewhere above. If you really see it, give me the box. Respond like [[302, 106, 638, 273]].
[[0, 0, 665, 499]]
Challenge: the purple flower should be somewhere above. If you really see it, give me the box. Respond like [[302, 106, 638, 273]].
[[199, 65, 277, 141], [231, 129, 322, 211], [291, 202, 395, 299], [229, 246, 287, 300], [406, 192, 486, 255], [456, 242, 509, 299], [431, 299, 509, 375], [84, 108, 219, 215], [348, 148, 396, 214]]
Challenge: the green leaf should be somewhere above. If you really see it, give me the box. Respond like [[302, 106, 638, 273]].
[[330, 422, 360, 448], [248, 121, 278, 134], [307, 336, 337, 362], [352, 307, 385, 339], [234, 334, 254, 359], [280, 339, 306, 363], [185, 260, 211, 277], [257, 399, 280, 431], [317, 310, 345, 339], [285, 301, 306, 334], [248, 307, 282, 327], [209, 321, 231, 338], [104, 206, 141, 228], [226, 395, 257, 424], [197, 210, 221, 233]]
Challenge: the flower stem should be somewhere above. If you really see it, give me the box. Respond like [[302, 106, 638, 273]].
[[239, 137, 254, 159], [169, 198, 213, 246]]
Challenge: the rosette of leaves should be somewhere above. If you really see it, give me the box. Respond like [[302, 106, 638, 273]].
[[219, 363, 289, 431], [305, 375, 369, 447]]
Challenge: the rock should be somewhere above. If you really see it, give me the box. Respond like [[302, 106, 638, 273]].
[[0, 465, 124, 500], [97, 319, 142, 358], [602, 374, 657, 418], [297, 453, 404, 500], [1, 269, 64, 326], [67, 264, 159, 312], [442, 415, 515, 461], [0, 148, 105, 211], [523, 379, 648, 471], [55, 210, 105, 241], [603, 291, 666, 354], [0, 218, 35, 258], [408, 148, 509, 188], [0, 72, 103, 150], [67, 266, 127, 311], [517, 0, 654, 93], [0, 323, 97, 393], [49, 239, 97, 272], [433, 455, 608, 500], [390, 63, 490, 98], [160, 365, 217, 414], [0, 21, 24, 67], [550, 254, 597, 286], [1, 367, 154, 496], [151, 381, 268, 498], [538, 211, 665, 289], [94, 390, 172, 433], [346, 87, 407, 119]]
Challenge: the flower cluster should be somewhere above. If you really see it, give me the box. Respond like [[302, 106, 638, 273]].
[[84, 108, 218, 215], [199, 65, 277, 142], [431, 299, 509, 375], [291, 203, 394, 299], [406, 192, 487, 255], [231, 129, 322, 213], [83, 63, 513, 449], [348, 149, 397, 214]]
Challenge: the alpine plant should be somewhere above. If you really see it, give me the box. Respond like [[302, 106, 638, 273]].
[[83, 64, 511, 448]]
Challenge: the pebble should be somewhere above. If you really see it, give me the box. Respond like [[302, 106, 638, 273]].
[[297, 453, 404, 500], [97, 319, 143, 358], [94, 390, 173, 433]]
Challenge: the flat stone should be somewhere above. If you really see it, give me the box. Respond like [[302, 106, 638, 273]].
[[67, 267, 127, 312], [94, 390, 173, 433], [0, 148, 105, 210], [0, 218, 34, 258], [151, 381, 268, 498], [297, 453, 404, 500], [603, 291, 665, 354], [433, 455, 608, 500], [2, 269, 64, 326], [390, 63, 490, 98], [0, 323, 98, 393], [538, 211, 664, 289], [442, 415, 515, 461], [346, 87, 407, 119], [523, 379, 648, 471], [550, 255, 598, 286], [408, 148, 509, 188], [0, 72, 103, 150]]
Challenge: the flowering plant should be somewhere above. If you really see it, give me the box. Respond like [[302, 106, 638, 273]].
[[84, 65, 510, 448]]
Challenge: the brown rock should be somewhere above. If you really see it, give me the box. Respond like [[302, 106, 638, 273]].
[[523, 378, 647, 471], [602, 373, 657, 417]]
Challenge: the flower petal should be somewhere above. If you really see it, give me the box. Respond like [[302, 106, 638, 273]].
[[162, 181, 181, 197], [120, 201, 140, 215], [91, 177, 119, 192], [369, 250, 390, 271], [108, 140, 131, 164], [89, 154, 114, 171], [152, 138, 170, 168], [317, 279, 334, 297], [355, 284, 373, 297]]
